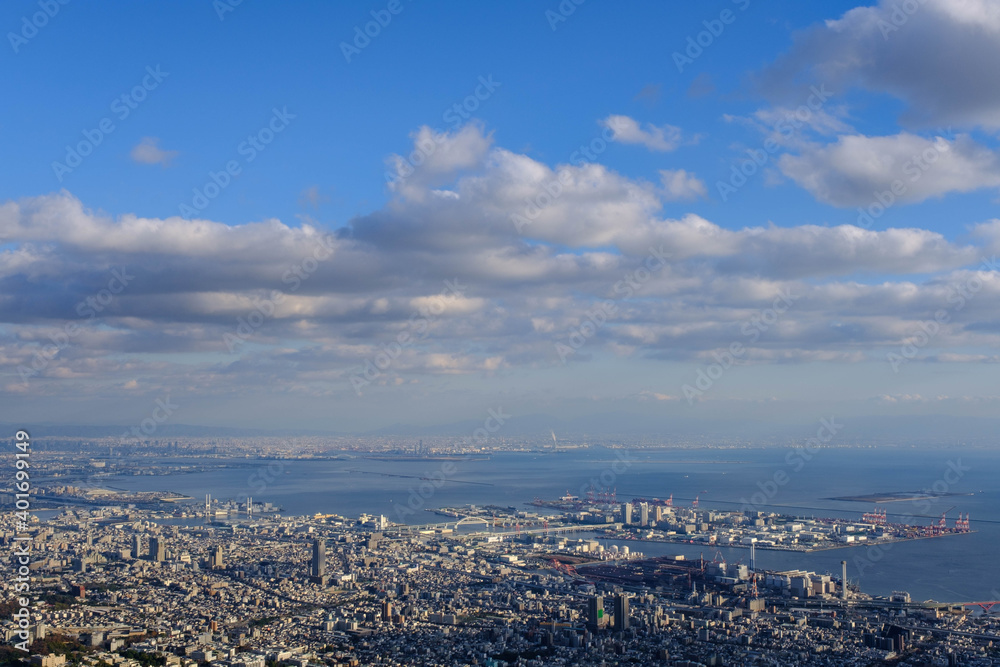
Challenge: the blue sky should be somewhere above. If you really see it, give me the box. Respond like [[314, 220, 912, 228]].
[[3, 0, 1000, 434]]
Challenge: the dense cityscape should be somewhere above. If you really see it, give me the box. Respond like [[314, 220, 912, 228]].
[[3, 436, 999, 666]]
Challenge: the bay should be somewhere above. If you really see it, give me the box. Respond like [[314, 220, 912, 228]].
[[86, 446, 999, 603]]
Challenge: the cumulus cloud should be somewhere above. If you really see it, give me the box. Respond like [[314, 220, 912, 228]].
[[756, 0, 1000, 129], [386, 123, 493, 201], [658, 169, 707, 201], [130, 137, 178, 166], [1, 124, 999, 406], [600, 114, 683, 152], [778, 132, 1000, 207]]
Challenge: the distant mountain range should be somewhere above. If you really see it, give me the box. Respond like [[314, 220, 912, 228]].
[[4, 413, 999, 445], [0, 423, 332, 438]]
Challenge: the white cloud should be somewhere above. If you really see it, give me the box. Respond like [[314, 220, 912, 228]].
[[658, 169, 707, 201], [130, 137, 178, 166], [757, 0, 1000, 129], [2, 125, 1000, 405], [778, 132, 1000, 207], [600, 114, 683, 152], [386, 123, 493, 201]]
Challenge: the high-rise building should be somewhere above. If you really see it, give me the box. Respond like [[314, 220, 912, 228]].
[[587, 596, 605, 632], [210, 545, 224, 569], [149, 537, 165, 562], [613, 594, 630, 632], [382, 600, 393, 622], [621, 503, 632, 525], [841, 560, 848, 600], [639, 502, 649, 527], [131, 534, 142, 559], [310, 539, 326, 580]]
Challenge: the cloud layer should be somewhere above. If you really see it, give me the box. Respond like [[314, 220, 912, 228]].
[[2, 124, 998, 407]]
